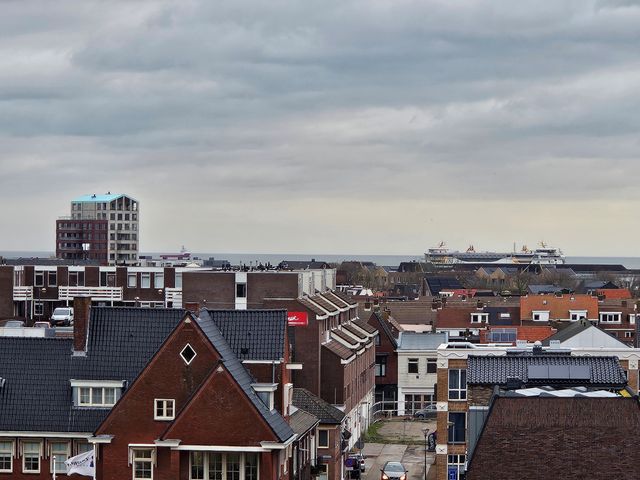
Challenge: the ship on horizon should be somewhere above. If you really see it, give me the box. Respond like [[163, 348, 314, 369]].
[[425, 242, 565, 266]]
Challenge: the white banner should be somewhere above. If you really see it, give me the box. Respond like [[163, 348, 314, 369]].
[[65, 449, 95, 477]]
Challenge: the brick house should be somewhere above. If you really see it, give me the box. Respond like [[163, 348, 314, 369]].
[[596, 298, 638, 345], [466, 394, 640, 479], [434, 342, 640, 480], [435, 303, 520, 342], [367, 311, 403, 411], [0, 299, 298, 479], [520, 294, 598, 323]]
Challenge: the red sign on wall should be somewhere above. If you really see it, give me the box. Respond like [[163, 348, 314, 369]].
[[288, 311, 308, 326]]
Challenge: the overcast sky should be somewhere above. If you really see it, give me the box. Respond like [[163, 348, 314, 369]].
[[1, 0, 639, 256]]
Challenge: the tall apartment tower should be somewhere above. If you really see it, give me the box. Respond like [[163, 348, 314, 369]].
[[55, 193, 139, 265]]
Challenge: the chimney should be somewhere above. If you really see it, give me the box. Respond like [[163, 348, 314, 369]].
[[184, 302, 200, 316], [73, 296, 91, 353]]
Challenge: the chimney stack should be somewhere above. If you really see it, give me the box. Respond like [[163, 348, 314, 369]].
[[73, 297, 91, 353], [184, 302, 200, 317]]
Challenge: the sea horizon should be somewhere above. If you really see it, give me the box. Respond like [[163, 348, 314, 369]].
[[2, 250, 640, 269]]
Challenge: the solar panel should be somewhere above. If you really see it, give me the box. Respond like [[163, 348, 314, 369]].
[[548, 365, 571, 379], [528, 365, 549, 379], [569, 365, 591, 380]]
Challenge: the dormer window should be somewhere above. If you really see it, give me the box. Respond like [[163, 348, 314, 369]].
[[71, 380, 124, 408], [252, 383, 278, 410], [470, 313, 488, 323], [532, 311, 550, 322], [569, 310, 587, 321], [154, 399, 175, 420], [600, 312, 622, 323]]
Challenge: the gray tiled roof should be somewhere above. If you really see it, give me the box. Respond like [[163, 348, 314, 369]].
[[397, 332, 448, 351], [292, 388, 345, 424], [467, 355, 627, 387], [204, 309, 286, 361], [196, 316, 294, 443], [289, 408, 319, 435], [0, 307, 186, 433]]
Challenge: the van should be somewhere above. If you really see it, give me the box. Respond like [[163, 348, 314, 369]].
[[50, 307, 74, 326]]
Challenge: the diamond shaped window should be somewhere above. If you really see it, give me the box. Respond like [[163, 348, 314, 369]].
[[180, 344, 197, 365]]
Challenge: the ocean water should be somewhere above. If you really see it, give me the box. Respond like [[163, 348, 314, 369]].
[[3, 250, 640, 269]]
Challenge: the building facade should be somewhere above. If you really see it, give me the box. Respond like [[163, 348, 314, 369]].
[[56, 193, 139, 265]]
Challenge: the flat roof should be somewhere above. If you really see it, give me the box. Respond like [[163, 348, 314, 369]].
[[72, 194, 136, 203]]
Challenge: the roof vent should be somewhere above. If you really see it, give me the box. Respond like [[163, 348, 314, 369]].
[[532, 341, 543, 355], [549, 340, 561, 349]]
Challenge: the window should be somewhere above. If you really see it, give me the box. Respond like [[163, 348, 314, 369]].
[[448, 369, 467, 400], [625, 331, 633, 338], [34, 271, 44, 287], [180, 344, 197, 365], [532, 311, 549, 322], [100, 271, 116, 287], [189, 452, 258, 480], [175, 272, 182, 289], [375, 334, 380, 346], [132, 449, 153, 480], [447, 454, 466, 480], [236, 283, 247, 298], [600, 312, 622, 323], [48, 271, 57, 287], [154, 399, 175, 420], [128, 273, 137, 288], [50, 442, 70, 474], [22, 442, 40, 473], [318, 429, 329, 448], [375, 355, 387, 377], [78, 387, 117, 407], [141, 273, 151, 289], [404, 394, 434, 414], [154, 273, 164, 289], [470, 313, 488, 323], [569, 310, 587, 321], [426, 358, 437, 374], [630, 314, 636, 325], [0, 441, 12, 473], [34, 302, 44, 316], [408, 358, 419, 374], [448, 412, 466, 444]]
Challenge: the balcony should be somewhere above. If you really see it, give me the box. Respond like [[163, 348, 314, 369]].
[[58, 286, 123, 301], [165, 288, 182, 308], [13, 286, 33, 301]]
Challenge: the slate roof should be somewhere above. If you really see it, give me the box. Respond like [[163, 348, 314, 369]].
[[204, 309, 286, 361], [541, 319, 592, 346], [353, 318, 378, 335], [309, 295, 339, 313], [322, 341, 355, 361], [196, 316, 294, 443], [289, 408, 319, 435], [397, 332, 448, 351], [331, 290, 358, 306], [369, 312, 398, 348], [324, 291, 350, 309], [467, 355, 627, 387], [292, 388, 345, 424], [299, 297, 327, 316], [467, 397, 640, 480], [342, 324, 368, 341], [0, 307, 186, 433], [528, 284, 567, 295]]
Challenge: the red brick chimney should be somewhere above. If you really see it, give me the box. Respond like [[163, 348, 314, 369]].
[[73, 297, 91, 352], [184, 302, 200, 316]]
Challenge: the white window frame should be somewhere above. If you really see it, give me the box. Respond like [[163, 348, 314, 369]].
[[532, 310, 549, 322], [154, 399, 175, 421], [448, 369, 467, 401], [569, 310, 587, 321], [625, 331, 633, 338], [22, 441, 41, 474], [132, 448, 154, 480], [189, 452, 259, 480], [630, 314, 636, 325], [318, 429, 330, 449], [447, 454, 466, 480], [0, 440, 13, 473], [470, 313, 488, 323], [50, 441, 70, 474], [34, 302, 44, 316], [141, 273, 151, 289], [128, 273, 137, 288], [154, 273, 164, 289], [407, 358, 419, 374], [180, 344, 197, 365], [78, 386, 117, 407], [599, 312, 622, 323], [34, 270, 44, 287]]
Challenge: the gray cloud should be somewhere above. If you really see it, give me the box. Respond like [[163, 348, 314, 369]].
[[1, 0, 640, 255]]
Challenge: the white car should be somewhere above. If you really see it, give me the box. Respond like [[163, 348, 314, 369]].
[[50, 307, 74, 326]]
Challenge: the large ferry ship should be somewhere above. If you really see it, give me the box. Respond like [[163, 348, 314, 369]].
[[425, 242, 565, 265]]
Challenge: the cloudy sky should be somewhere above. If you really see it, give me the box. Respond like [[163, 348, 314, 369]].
[[2, 0, 639, 256]]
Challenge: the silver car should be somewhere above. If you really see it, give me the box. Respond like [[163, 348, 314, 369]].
[[381, 461, 407, 480]]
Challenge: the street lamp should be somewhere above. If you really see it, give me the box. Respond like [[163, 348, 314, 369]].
[[422, 427, 430, 480]]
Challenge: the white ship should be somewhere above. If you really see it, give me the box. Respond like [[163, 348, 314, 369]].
[[425, 242, 565, 266]]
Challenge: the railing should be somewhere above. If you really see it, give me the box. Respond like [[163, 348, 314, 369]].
[[165, 288, 183, 308], [13, 286, 33, 301], [58, 286, 123, 301]]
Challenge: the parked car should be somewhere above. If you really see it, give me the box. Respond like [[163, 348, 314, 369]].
[[50, 307, 74, 326], [380, 461, 407, 480], [413, 404, 437, 420], [348, 453, 365, 472], [33, 321, 51, 328], [4, 320, 25, 328]]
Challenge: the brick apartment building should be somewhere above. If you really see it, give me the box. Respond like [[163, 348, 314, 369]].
[[367, 311, 402, 410], [433, 341, 640, 480], [56, 193, 140, 265], [0, 300, 301, 480]]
